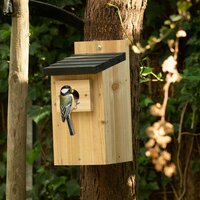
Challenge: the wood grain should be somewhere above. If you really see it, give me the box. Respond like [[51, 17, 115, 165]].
[[52, 40, 132, 165]]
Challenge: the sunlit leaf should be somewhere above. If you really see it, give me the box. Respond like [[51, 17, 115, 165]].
[[132, 45, 142, 54], [28, 105, 51, 124], [170, 14, 182, 22], [177, 1, 192, 13], [140, 66, 153, 76]]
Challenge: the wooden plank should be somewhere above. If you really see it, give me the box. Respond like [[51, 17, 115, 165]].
[[51, 74, 106, 165]]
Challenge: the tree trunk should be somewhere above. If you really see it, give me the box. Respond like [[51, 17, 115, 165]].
[[81, 1, 147, 199], [6, 0, 29, 199]]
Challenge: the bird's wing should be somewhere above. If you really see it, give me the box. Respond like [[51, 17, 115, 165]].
[[60, 105, 66, 122], [64, 95, 73, 118], [60, 95, 73, 120], [64, 103, 72, 117]]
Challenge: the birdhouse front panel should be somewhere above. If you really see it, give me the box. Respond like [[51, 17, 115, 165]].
[[49, 40, 133, 165], [51, 73, 107, 165]]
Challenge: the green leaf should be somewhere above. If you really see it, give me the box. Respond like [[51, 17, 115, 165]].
[[192, 159, 200, 172], [0, 79, 8, 93], [140, 96, 153, 108], [170, 14, 182, 22], [140, 66, 153, 76], [28, 105, 51, 124], [0, 61, 9, 79], [36, 166, 45, 174], [51, 176, 66, 191], [0, 134, 6, 145], [183, 68, 200, 81], [66, 179, 80, 197], [28, 85, 44, 101], [30, 42, 42, 56], [0, 184, 5, 200], [0, 162, 6, 178], [164, 20, 171, 25], [146, 181, 159, 190], [161, 174, 172, 186], [177, 1, 192, 13], [139, 179, 159, 200], [183, 75, 200, 81], [0, 45, 9, 60], [26, 145, 41, 165], [0, 23, 11, 41]]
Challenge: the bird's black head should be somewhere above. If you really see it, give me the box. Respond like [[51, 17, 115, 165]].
[[60, 85, 72, 96]]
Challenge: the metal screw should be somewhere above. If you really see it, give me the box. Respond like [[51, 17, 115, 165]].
[[97, 44, 102, 50]]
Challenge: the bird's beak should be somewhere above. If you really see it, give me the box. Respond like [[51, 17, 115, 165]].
[[71, 88, 74, 93]]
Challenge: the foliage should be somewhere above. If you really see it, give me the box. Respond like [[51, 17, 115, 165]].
[[27, 15, 82, 200], [0, 23, 10, 99], [26, 143, 80, 200], [0, 16, 10, 200], [140, 58, 163, 83], [138, 0, 200, 199], [1, 0, 200, 199], [0, 0, 83, 199]]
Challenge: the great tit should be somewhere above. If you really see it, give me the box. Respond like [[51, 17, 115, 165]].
[[60, 85, 79, 136]]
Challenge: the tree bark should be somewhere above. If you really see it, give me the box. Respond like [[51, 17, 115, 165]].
[[81, 1, 147, 199], [6, 0, 29, 199]]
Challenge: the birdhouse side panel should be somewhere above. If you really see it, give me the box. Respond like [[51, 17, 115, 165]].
[[102, 61, 132, 163]]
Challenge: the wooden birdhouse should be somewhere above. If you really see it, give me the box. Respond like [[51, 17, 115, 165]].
[[44, 40, 132, 165]]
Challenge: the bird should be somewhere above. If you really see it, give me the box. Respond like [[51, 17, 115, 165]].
[[60, 85, 79, 136]]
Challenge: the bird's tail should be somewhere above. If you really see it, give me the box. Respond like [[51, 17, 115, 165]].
[[66, 115, 75, 136]]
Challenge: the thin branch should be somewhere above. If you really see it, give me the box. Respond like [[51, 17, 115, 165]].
[[163, 184, 167, 200], [181, 132, 200, 136], [161, 81, 171, 122], [191, 106, 197, 129], [176, 102, 188, 193], [178, 103, 188, 143], [178, 137, 194, 200], [170, 183, 179, 200], [107, 3, 133, 43], [174, 37, 179, 61]]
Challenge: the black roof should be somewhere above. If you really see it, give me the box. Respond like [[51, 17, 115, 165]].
[[44, 52, 126, 76]]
